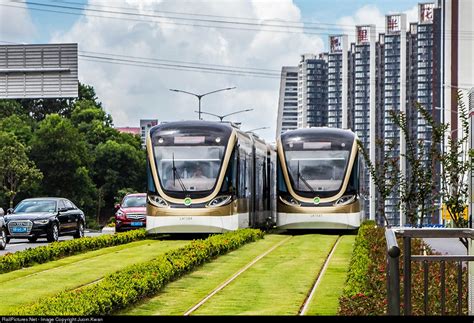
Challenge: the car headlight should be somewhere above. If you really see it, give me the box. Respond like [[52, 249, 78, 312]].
[[206, 195, 232, 208], [33, 219, 49, 225], [334, 195, 356, 206], [116, 210, 125, 217], [148, 195, 169, 208], [279, 195, 300, 206]]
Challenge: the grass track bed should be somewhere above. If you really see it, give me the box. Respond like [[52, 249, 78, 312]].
[[122, 234, 289, 316], [304, 235, 356, 315], [0, 239, 186, 314], [193, 234, 338, 315]]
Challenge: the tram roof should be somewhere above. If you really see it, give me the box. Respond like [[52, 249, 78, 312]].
[[280, 127, 356, 141]]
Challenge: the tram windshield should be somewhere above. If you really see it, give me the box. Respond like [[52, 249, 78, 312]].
[[150, 123, 232, 196], [155, 145, 225, 192], [283, 138, 352, 196]]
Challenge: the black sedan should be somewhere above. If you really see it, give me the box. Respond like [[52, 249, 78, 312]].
[[4, 198, 86, 243]]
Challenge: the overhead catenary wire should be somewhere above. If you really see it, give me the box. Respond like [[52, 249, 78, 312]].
[[5, 0, 474, 39]]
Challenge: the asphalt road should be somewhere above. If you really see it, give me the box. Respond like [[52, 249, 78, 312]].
[[0, 229, 113, 256]]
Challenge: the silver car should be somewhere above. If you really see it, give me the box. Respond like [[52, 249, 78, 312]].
[[0, 208, 6, 250]]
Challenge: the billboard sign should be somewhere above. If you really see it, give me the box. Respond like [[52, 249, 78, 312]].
[[329, 35, 343, 53], [0, 43, 78, 99], [356, 26, 370, 45], [386, 15, 401, 34], [419, 3, 435, 24]]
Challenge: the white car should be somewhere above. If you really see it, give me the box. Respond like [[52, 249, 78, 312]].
[[0, 208, 6, 250]]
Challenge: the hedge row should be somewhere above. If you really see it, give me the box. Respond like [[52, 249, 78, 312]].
[[338, 221, 468, 315], [0, 229, 147, 274], [12, 228, 264, 316]]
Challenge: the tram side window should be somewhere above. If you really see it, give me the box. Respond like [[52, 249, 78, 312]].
[[221, 149, 238, 194], [346, 153, 359, 194], [277, 159, 288, 193], [238, 151, 247, 198], [147, 160, 157, 194]]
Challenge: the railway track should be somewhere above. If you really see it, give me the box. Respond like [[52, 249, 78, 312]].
[[125, 233, 351, 316]]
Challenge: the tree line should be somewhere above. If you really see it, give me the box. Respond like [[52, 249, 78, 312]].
[[0, 83, 146, 228]]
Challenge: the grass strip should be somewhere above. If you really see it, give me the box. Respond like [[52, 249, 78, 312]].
[[122, 234, 288, 315], [0, 229, 147, 274], [12, 228, 264, 316], [0, 240, 186, 314], [304, 235, 356, 315], [193, 234, 338, 315]]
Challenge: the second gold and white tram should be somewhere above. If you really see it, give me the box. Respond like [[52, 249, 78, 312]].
[[276, 128, 364, 230]]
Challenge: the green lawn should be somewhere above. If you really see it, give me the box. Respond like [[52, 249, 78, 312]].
[[0, 239, 187, 314], [304, 235, 356, 315], [123, 233, 339, 316]]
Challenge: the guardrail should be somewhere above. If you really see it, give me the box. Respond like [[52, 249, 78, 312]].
[[385, 228, 474, 315]]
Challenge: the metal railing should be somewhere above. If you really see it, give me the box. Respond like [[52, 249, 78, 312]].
[[385, 228, 474, 315]]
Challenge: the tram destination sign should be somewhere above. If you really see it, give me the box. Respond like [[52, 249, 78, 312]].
[[0, 43, 78, 99]]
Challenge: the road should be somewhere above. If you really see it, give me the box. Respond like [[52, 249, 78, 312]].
[[0, 229, 113, 256]]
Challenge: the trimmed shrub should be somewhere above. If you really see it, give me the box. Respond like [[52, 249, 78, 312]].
[[338, 221, 468, 315], [12, 228, 264, 316], [0, 229, 147, 274]]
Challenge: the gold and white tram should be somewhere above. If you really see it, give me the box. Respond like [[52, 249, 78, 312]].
[[146, 121, 276, 233], [276, 128, 364, 230]]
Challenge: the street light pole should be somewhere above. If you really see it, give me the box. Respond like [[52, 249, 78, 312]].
[[195, 108, 253, 122], [170, 87, 236, 120]]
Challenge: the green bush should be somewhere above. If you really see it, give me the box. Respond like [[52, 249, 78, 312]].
[[0, 229, 147, 274], [12, 228, 264, 316], [338, 222, 468, 315]]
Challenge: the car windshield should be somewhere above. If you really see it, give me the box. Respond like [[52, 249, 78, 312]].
[[14, 200, 57, 213], [122, 195, 146, 208]]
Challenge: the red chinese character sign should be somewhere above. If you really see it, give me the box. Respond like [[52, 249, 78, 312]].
[[356, 26, 370, 45], [386, 15, 401, 34], [419, 3, 434, 24], [330, 36, 343, 53]]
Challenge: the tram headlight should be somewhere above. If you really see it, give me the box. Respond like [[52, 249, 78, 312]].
[[334, 195, 356, 206], [207, 195, 232, 208], [279, 195, 300, 206], [148, 195, 169, 208]]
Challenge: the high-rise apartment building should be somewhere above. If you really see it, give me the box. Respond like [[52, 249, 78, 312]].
[[276, 66, 299, 135], [353, 25, 380, 219], [383, 14, 407, 225], [297, 54, 328, 128], [327, 35, 349, 129]]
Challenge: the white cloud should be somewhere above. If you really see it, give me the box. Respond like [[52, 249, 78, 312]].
[[51, 0, 324, 142], [0, 0, 36, 43]]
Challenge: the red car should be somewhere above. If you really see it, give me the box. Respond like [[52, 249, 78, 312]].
[[114, 193, 147, 232]]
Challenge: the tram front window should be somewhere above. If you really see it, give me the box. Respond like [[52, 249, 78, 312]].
[[285, 150, 349, 193], [155, 146, 225, 192]]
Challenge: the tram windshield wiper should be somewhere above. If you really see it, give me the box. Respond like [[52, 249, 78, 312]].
[[172, 153, 188, 194], [297, 161, 316, 194]]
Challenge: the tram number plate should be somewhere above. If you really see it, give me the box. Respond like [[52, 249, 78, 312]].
[[179, 216, 193, 221], [310, 214, 323, 218]]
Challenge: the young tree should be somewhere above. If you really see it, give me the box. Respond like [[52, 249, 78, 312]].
[[389, 105, 443, 227]]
